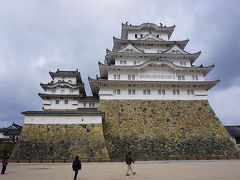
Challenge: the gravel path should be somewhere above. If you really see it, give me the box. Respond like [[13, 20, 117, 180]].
[[1, 160, 240, 180]]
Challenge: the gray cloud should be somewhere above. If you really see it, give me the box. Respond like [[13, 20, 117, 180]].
[[0, 0, 240, 127]]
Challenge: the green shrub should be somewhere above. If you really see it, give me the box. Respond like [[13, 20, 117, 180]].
[[0, 144, 13, 156]]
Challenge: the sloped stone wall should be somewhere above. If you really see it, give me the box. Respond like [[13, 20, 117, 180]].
[[98, 100, 238, 159], [11, 124, 109, 160]]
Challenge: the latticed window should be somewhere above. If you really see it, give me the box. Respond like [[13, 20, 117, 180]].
[[158, 89, 165, 95], [114, 89, 121, 95], [173, 89, 180, 95], [143, 89, 151, 95], [128, 89, 136, 95]]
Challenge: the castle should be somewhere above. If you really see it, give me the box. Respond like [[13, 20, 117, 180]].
[[12, 23, 238, 160]]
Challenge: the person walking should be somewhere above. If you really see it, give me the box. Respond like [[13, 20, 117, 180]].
[[1, 153, 10, 175], [72, 156, 81, 180], [125, 152, 136, 176]]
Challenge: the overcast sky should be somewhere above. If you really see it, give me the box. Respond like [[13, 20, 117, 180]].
[[0, 0, 240, 127]]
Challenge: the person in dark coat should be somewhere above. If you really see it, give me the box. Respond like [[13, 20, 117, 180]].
[[125, 152, 136, 176], [72, 156, 81, 180], [1, 153, 10, 175]]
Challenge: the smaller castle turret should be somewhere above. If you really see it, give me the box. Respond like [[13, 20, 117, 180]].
[[40, 69, 98, 110]]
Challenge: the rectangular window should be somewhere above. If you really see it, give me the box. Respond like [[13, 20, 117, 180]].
[[124, 61, 126, 64], [180, 62, 186, 66], [92, 103, 95, 107], [61, 90, 64, 93], [147, 89, 151, 95], [141, 34, 143, 38], [64, 100, 68, 104], [89, 103, 92, 107], [158, 89, 165, 95], [162, 89, 165, 95], [114, 74, 117, 80], [135, 34, 137, 38], [117, 74, 120, 79], [177, 89, 180, 95], [128, 89, 135, 95], [128, 75, 136, 80], [114, 89, 121, 95], [134, 61, 137, 65], [192, 75, 198, 81], [132, 89, 135, 95], [191, 90, 194, 95], [56, 100, 59, 104], [157, 35, 159, 38], [70, 89, 74, 93], [120, 61, 123, 65], [187, 90, 194, 95], [178, 75, 185, 81], [52, 89, 56, 93], [84, 103, 86, 107], [173, 89, 176, 95], [143, 89, 146, 95]]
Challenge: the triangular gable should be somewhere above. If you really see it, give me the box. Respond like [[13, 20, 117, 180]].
[[138, 33, 165, 41], [164, 44, 188, 54], [8, 125, 18, 129], [118, 43, 143, 53]]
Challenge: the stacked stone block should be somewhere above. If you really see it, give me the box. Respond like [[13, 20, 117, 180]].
[[11, 124, 109, 160], [98, 100, 238, 159]]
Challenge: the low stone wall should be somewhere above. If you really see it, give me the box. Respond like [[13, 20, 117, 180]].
[[98, 100, 238, 159], [11, 124, 109, 160]]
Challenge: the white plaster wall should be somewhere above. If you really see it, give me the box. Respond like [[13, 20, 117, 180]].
[[108, 68, 204, 82], [0, 133, 7, 138], [43, 98, 78, 110], [115, 57, 192, 67], [78, 102, 99, 108], [127, 30, 168, 40], [46, 87, 79, 94], [99, 87, 208, 100], [115, 57, 146, 65], [53, 77, 76, 84], [24, 115, 102, 124]]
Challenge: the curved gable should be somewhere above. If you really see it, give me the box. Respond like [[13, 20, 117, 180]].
[[138, 33, 165, 41], [164, 44, 188, 54], [118, 43, 144, 53]]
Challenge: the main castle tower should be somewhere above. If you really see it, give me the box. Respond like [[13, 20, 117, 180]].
[[89, 22, 237, 159], [12, 22, 238, 160]]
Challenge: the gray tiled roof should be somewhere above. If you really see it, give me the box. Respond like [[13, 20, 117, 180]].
[[225, 126, 240, 137], [22, 110, 104, 116]]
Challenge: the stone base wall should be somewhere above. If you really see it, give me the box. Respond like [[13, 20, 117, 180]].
[[98, 100, 238, 159], [11, 124, 109, 160]]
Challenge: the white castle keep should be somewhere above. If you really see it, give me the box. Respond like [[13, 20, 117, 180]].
[[89, 22, 218, 101], [12, 23, 237, 161]]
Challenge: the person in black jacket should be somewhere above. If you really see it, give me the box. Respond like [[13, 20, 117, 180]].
[[125, 152, 136, 176], [1, 153, 10, 175], [72, 156, 81, 180]]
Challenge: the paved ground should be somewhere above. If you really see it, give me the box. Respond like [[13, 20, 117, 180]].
[[1, 160, 240, 180]]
